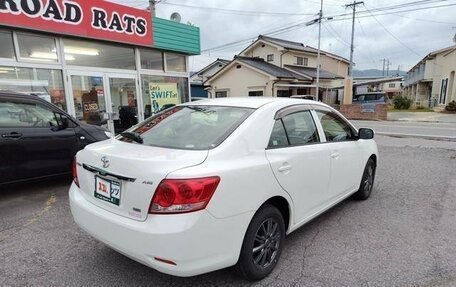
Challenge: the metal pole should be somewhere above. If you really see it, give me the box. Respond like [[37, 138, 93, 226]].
[[316, 0, 323, 100], [347, 1, 363, 76], [149, 0, 156, 16], [349, 2, 355, 76]]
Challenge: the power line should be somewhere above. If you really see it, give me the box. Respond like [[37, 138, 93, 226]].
[[160, 2, 316, 17], [362, 4, 421, 57], [327, 2, 456, 22], [200, 16, 317, 53]]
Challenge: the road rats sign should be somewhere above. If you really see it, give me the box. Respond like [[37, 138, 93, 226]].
[[0, 0, 153, 47]]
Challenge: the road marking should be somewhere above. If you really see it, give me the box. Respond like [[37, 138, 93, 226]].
[[0, 194, 57, 242], [24, 194, 57, 227]]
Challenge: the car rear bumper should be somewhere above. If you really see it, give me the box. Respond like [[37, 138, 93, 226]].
[[69, 182, 253, 277]]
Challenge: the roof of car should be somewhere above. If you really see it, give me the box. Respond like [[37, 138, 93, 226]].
[[181, 97, 326, 109], [0, 91, 40, 99]]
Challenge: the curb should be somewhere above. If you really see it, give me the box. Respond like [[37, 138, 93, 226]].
[[376, 132, 456, 142]]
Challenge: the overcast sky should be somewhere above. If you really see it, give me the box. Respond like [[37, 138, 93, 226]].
[[116, 0, 456, 72]]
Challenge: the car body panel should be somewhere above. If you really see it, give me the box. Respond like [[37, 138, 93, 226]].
[[0, 91, 109, 184], [76, 140, 208, 221], [69, 98, 379, 277]]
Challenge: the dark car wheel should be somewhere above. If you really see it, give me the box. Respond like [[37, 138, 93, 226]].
[[234, 204, 285, 281], [354, 158, 376, 200]]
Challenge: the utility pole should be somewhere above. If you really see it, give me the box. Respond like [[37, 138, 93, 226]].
[[346, 1, 363, 76], [381, 58, 386, 76], [149, 0, 156, 16], [386, 59, 391, 76], [316, 0, 323, 101]]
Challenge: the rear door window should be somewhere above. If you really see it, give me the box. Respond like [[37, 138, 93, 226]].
[[268, 110, 319, 148]]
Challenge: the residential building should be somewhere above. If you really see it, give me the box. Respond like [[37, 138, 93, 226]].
[[205, 35, 349, 103], [403, 45, 456, 108], [353, 76, 403, 98], [190, 58, 230, 98]]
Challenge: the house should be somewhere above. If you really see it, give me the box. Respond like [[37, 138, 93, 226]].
[[204, 35, 349, 103], [190, 58, 230, 98], [403, 45, 456, 108], [353, 76, 403, 98]]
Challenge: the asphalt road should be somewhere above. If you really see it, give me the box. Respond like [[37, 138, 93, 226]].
[[1, 135, 456, 287], [352, 120, 456, 141]]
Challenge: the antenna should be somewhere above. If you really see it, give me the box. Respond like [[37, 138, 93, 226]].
[[170, 12, 181, 23]]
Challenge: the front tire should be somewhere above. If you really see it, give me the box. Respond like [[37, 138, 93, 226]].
[[354, 158, 376, 200], [234, 204, 285, 281]]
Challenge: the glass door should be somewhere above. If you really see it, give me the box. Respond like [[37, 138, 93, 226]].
[[106, 75, 139, 134], [69, 73, 110, 130]]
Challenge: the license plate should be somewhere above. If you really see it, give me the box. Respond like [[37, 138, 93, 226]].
[[94, 176, 121, 206]]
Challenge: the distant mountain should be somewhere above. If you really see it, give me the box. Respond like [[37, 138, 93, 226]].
[[353, 69, 407, 77]]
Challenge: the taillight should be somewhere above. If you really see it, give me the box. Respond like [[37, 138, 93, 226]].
[[149, 177, 220, 214], [72, 157, 80, 188]]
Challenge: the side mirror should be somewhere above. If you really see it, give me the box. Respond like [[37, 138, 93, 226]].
[[57, 114, 69, 130], [358, 128, 374, 140]]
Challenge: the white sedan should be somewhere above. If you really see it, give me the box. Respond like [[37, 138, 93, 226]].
[[69, 98, 378, 281]]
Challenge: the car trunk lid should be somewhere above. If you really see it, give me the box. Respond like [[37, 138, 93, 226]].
[[76, 140, 208, 221]]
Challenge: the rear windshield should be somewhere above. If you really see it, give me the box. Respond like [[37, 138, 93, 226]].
[[119, 105, 254, 150]]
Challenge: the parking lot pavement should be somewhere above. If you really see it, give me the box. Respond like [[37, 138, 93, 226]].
[[1, 135, 456, 287]]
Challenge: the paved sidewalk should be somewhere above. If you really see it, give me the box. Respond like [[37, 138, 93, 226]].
[[388, 111, 456, 123]]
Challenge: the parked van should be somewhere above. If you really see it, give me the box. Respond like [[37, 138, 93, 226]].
[[352, 92, 386, 104]]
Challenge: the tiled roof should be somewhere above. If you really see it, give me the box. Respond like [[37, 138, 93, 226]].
[[235, 56, 310, 80], [259, 35, 349, 63], [284, 65, 343, 79]]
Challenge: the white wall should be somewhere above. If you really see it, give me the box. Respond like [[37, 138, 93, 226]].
[[208, 63, 273, 97], [242, 43, 281, 67]]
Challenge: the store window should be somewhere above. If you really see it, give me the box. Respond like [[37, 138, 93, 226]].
[[141, 75, 189, 118], [63, 39, 135, 69], [166, 53, 186, 72], [0, 31, 15, 59], [140, 49, 164, 70], [17, 33, 58, 63], [0, 66, 66, 110]]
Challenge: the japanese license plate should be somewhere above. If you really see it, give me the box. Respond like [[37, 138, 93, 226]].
[[94, 176, 121, 206]]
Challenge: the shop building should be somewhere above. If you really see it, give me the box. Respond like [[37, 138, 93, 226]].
[[0, 0, 200, 134]]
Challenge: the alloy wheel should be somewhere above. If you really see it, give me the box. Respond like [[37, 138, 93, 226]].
[[252, 218, 281, 269]]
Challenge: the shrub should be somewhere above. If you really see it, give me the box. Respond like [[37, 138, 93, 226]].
[[393, 96, 412, 109], [445, 101, 456, 112]]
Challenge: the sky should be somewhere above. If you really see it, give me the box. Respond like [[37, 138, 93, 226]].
[[115, 0, 456, 72]]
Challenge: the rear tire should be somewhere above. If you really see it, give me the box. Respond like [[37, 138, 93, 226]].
[[354, 158, 376, 200], [234, 204, 285, 281]]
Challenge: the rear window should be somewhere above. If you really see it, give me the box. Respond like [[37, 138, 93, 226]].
[[119, 105, 254, 150]]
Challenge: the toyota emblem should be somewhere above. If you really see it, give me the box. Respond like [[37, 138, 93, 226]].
[[101, 156, 110, 168]]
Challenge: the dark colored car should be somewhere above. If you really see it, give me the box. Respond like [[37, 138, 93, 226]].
[[0, 91, 110, 185], [352, 92, 386, 104]]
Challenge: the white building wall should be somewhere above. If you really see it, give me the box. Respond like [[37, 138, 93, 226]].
[[208, 63, 273, 97], [244, 44, 282, 67], [282, 52, 317, 67]]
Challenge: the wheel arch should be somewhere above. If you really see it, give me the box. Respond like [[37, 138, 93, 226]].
[[369, 154, 377, 166], [260, 196, 291, 232]]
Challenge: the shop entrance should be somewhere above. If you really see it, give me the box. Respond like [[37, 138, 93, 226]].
[[67, 71, 139, 135]]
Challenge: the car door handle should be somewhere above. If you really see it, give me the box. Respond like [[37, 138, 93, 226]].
[[331, 152, 340, 159], [1, 132, 22, 139], [278, 165, 292, 172]]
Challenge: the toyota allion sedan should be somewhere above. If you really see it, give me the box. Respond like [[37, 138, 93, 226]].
[[69, 98, 378, 281]]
